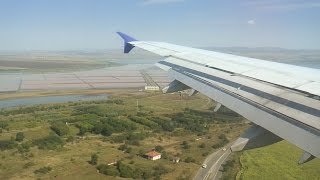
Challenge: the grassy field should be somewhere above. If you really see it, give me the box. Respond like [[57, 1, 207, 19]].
[[237, 141, 320, 180], [0, 91, 248, 179]]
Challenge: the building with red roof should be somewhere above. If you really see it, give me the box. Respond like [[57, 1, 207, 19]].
[[145, 151, 161, 160]]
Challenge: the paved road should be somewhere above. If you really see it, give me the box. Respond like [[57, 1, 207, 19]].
[[193, 143, 233, 180]]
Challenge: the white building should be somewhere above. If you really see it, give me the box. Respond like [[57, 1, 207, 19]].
[[145, 151, 161, 160], [145, 86, 160, 91]]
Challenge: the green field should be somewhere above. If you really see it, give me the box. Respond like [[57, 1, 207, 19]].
[[0, 91, 247, 179], [237, 141, 320, 180]]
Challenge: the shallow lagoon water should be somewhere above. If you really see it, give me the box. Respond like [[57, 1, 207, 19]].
[[0, 94, 109, 109]]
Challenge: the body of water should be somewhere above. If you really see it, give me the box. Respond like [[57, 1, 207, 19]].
[[0, 94, 109, 109]]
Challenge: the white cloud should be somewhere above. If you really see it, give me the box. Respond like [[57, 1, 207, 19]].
[[142, 0, 185, 5], [247, 19, 256, 25]]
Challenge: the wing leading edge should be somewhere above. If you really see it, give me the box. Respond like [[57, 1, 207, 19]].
[[117, 32, 320, 162]]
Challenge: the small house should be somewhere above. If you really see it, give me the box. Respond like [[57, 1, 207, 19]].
[[145, 151, 161, 160]]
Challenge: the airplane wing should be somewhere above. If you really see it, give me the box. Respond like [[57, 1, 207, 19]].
[[117, 32, 320, 163]]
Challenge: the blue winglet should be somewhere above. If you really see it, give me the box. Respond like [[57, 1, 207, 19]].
[[117, 32, 137, 53]]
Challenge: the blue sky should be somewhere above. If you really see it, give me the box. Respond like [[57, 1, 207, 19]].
[[0, 0, 319, 50]]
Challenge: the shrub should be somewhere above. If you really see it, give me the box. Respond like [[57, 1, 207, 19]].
[[0, 121, 8, 129], [118, 144, 132, 153], [199, 143, 206, 148], [153, 164, 170, 176], [15, 132, 25, 142], [33, 135, 64, 150], [66, 136, 75, 143], [185, 157, 196, 163], [97, 164, 120, 176], [181, 141, 190, 149], [51, 122, 69, 136], [117, 161, 135, 178], [17, 142, 31, 154], [0, 140, 17, 151], [155, 145, 164, 152], [34, 166, 52, 174], [23, 162, 35, 169], [90, 154, 98, 165]]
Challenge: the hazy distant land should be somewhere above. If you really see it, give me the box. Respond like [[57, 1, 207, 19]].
[[0, 47, 319, 73]]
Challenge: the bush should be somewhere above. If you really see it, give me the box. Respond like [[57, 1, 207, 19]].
[[66, 136, 75, 143], [34, 166, 52, 174], [185, 157, 196, 163], [181, 141, 190, 149], [51, 122, 69, 136], [23, 162, 35, 169], [17, 142, 31, 154], [202, 152, 209, 157], [0, 121, 8, 129], [199, 143, 206, 148], [90, 154, 98, 165], [155, 145, 164, 152], [97, 164, 120, 176], [0, 140, 17, 151], [118, 144, 132, 153], [33, 135, 64, 150], [15, 132, 25, 142], [117, 161, 135, 178], [153, 164, 170, 176]]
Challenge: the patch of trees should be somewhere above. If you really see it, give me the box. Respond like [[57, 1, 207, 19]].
[[97, 164, 120, 176], [100, 117, 136, 132], [111, 132, 149, 145], [152, 117, 176, 132], [97, 162, 170, 179], [75, 117, 137, 136], [212, 134, 229, 149], [74, 105, 105, 116], [33, 134, 64, 150], [118, 144, 132, 153], [171, 108, 213, 134], [129, 116, 158, 128], [76, 121, 95, 136], [117, 161, 136, 178], [105, 99, 125, 105], [185, 157, 196, 163], [73, 103, 125, 117], [0, 121, 8, 130], [50, 122, 69, 136]]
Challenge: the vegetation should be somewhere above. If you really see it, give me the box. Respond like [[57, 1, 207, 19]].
[[34, 166, 52, 174], [33, 134, 64, 150], [0, 90, 250, 179], [50, 121, 69, 136], [97, 164, 119, 176], [212, 134, 229, 149], [237, 141, 320, 180], [89, 154, 98, 165], [15, 132, 25, 142], [0, 140, 17, 150]]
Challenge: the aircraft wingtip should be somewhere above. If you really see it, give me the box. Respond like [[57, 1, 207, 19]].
[[116, 32, 137, 53]]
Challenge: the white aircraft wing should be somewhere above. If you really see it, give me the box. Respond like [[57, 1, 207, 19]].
[[117, 32, 320, 163]]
